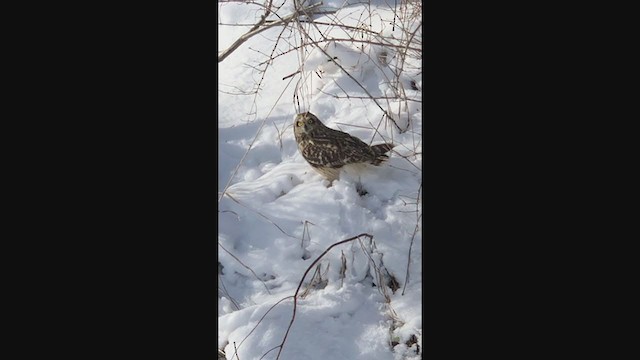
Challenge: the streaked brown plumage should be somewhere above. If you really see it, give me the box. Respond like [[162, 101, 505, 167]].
[[293, 112, 394, 181]]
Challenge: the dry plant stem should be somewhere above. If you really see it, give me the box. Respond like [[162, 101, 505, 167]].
[[218, 2, 323, 63], [219, 210, 240, 220], [259, 346, 282, 360], [357, 238, 390, 302], [217, 121, 269, 203], [282, 70, 301, 80], [362, 114, 394, 148], [318, 90, 422, 103], [219, 272, 242, 310], [313, 37, 421, 53], [248, 22, 290, 121], [219, 0, 274, 63], [300, 263, 322, 298], [301, 220, 314, 249], [231, 295, 294, 359], [225, 193, 298, 240], [332, 56, 402, 132], [274, 233, 373, 360], [404, 22, 422, 56], [218, 67, 298, 203], [293, 17, 403, 132], [219, 242, 273, 295], [401, 220, 420, 295], [355, 237, 401, 330], [268, 37, 421, 66], [402, 183, 422, 295], [298, 20, 380, 34]]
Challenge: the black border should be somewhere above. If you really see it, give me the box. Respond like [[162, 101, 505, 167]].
[[24, 0, 602, 357]]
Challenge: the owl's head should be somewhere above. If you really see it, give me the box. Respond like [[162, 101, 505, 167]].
[[294, 112, 324, 136]]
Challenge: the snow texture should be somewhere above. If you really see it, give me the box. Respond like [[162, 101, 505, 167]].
[[219, 1, 421, 359]]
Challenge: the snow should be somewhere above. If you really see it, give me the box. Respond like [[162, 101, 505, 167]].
[[218, 1, 421, 359]]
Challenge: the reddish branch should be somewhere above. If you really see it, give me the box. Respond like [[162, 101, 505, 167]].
[[273, 233, 373, 360]]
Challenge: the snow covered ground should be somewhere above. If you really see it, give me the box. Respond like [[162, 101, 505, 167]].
[[218, 1, 422, 359]]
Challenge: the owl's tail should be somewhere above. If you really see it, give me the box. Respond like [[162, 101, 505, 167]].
[[370, 143, 395, 165]]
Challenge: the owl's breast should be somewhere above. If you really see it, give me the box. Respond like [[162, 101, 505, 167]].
[[297, 136, 312, 149]]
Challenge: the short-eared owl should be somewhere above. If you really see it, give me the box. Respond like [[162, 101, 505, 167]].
[[294, 112, 395, 181]]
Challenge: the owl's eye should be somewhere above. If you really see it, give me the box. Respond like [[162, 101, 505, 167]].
[[308, 118, 314, 123], [296, 121, 303, 127]]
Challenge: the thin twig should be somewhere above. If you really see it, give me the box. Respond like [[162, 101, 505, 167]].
[[218, 63, 299, 203], [402, 183, 422, 295], [219, 3, 324, 63], [295, 21, 403, 131], [318, 89, 422, 103], [218, 272, 242, 310], [218, 242, 273, 295], [233, 296, 294, 358], [262, 37, 421, 66], [274, 233, 373, 360], [259, 345, 282, 360], [225, 193, 299, 241]]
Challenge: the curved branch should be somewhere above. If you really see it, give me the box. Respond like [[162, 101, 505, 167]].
[[275, 233, 373, 359]]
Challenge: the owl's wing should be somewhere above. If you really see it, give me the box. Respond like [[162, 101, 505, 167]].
[[302, 132, 374, 168], [301, 138, 346, 168]]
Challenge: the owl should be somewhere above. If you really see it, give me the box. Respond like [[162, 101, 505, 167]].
[[293, 112, 395, 182]]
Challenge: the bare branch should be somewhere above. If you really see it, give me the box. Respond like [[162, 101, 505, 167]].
[[218, 2, 324, 63], [275, 233, 373, 359]]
